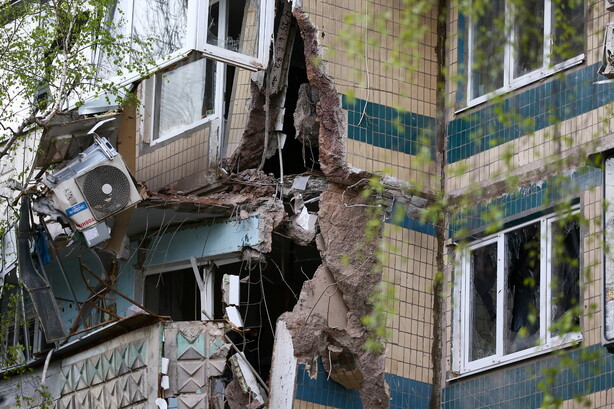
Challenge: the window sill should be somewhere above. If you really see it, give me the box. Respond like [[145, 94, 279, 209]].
[[455, 54, 585, 115], [149, 114, 218, 147], [449, 332, 583, 380]]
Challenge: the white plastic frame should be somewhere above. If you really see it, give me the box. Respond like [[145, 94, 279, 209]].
[[464, 0, 585, 109], [116, 0, 274, 73], [454, 209, 582, 375]]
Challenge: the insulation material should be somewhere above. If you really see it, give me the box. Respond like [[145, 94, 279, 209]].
[[291, 175, 310, 190], [225, 306, 244, 328]]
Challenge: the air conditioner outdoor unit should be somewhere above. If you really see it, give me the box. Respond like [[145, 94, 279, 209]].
[[599, 23, 614, 78], [43, 135, 141, 233]]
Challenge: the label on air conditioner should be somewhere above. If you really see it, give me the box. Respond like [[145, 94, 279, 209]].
[[66, 201, 88, 216]]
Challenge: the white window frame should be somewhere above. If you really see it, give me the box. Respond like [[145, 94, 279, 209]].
[[454, 209, 582, 376], [465, 0, 585, 109], [141, 56, 225, 145], [110, 0, 273, 77]]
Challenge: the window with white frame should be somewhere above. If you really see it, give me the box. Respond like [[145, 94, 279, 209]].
[[456, 210, 581, 374], [98, 0, 273, 79], [142, 55, 218, 143], [133, 0, 272, 143], [467, 0, 584, 104]]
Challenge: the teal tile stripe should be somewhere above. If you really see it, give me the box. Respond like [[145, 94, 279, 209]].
[[295, 359, 432, 409], [387, 202, 437, 237], [443, 343, 610, 409], [342, 95, 436, 157], [448, 62, 614, 164], [449, 167, 601, 236], [341, 67, 614, 164]]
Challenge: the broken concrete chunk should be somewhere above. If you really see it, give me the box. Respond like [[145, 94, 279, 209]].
[[229, 352, 267, 406], [295, 207, 316, 231], [225, 378, 262, 409], [294, 83, 320, 148], [291, 175, 310, 191], [222, 275, 240, 306], [286, 206, 318, 246]]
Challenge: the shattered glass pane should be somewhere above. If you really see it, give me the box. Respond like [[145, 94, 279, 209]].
[[551, 218, 580, 335], [505, 222, 540, 354], [207, 0, 260, 57], [132, 0, 188, 60], [97, 0, 188, 79], [155, 57, 216, 139], [469, 243, 497, 361]]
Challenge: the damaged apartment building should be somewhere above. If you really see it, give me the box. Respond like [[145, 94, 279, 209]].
[[6, 0, 614, 409], [0, 0, 434, 408]]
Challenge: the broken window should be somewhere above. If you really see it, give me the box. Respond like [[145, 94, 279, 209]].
[[98, 0, 273, 80], [458, 210, 581, 374], [142, 234, 320, 386], [144, 268, 201, 321]]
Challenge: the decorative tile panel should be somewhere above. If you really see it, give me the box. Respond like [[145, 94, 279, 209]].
[[177, 361, 207, 393], [177, 332, 205, 360], [56, 328, 158, 409], [164, 321, 230, 406], [177, 394, 207, 409]]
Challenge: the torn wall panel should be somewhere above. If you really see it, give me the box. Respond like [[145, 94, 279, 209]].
[[282, 184, 389, 409], [224, 1, 296, 173], [163, 322, 230, 396], [292, 8, 372, 186]]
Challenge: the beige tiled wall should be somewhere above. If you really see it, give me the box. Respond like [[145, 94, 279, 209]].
[[136, 124, 214, 192], [301, 0, 439, 115], [224, 69, 253, 160], [347, 139, 436, 190], [445, 107, 614, 195], [582, 185, 603, 347], [383, 223, 437, 384], [300, 0, 439, 188]]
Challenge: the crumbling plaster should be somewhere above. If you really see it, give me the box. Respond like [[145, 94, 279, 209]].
[[212, 5, 430, 408]]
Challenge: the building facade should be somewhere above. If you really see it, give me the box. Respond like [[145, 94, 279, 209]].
[[0, 0, 612, 408]]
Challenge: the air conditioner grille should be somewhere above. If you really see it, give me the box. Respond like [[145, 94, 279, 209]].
[[76, 165, 131, 219]]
